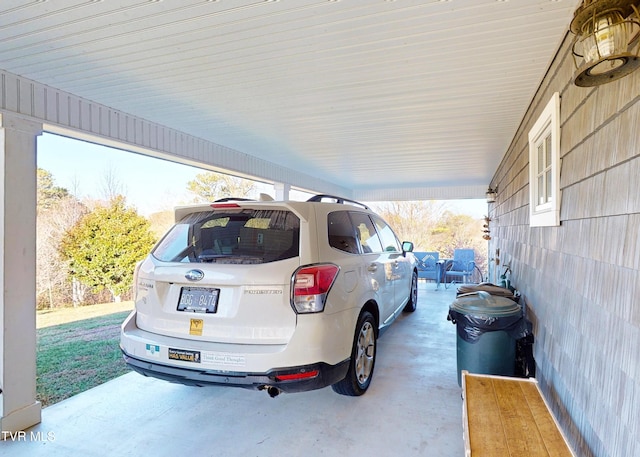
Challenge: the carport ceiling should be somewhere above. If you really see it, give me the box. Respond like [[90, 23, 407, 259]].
[[0, 0, 581, 200]]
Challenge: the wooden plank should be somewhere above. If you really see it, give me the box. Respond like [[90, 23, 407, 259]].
[[492, 378, 550, 456], [520, 382, 575, 457], [463, 372, 575, 457], [464, 374, 510, 456]]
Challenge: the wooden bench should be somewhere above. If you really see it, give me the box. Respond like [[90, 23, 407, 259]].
[[461, 371, 576, 457]]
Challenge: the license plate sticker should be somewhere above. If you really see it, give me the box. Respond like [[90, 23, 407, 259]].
[[177, 287, 219, 313], [168, 348, 201, 363], [145, 344, 161, 357], [190, 318, 203, 336], [202, 352, 246, 367]]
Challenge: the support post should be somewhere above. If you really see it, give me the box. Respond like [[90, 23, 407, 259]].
[[0, 114, 42, 434], [274, 182, 291, 200]]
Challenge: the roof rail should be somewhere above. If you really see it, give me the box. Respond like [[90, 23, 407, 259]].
[[306, 194, 370, 210]]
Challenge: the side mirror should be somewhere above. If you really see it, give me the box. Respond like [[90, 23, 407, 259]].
[[402, 241, 414, 255]]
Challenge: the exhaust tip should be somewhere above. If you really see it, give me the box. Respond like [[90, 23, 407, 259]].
[[266, 386, 281, 398]]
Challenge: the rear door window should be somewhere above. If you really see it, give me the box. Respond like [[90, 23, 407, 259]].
[[349, 212, 383, 254], [153, 209, 300, 264], [328, 211, 360, 254]]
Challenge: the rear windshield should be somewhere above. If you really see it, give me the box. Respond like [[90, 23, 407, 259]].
[[153, 209, 300, 264]]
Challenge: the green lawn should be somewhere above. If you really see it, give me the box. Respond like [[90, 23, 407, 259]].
[[36, 310, 132, 407]]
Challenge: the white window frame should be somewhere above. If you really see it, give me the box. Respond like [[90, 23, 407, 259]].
[[529, 92, 561, 227]]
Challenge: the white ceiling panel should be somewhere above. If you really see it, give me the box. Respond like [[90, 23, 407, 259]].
[[0, 0, 582, 200]]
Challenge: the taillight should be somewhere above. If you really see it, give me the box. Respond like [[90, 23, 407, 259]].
[[291, 264, 340, 313], [210, 203, 241, 209], [274, 370, 319, 382]]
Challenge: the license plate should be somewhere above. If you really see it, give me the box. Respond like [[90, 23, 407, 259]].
[[177, 287, 219, 313]]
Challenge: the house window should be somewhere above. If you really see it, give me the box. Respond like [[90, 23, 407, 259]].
[[529, 92, 560, 227]]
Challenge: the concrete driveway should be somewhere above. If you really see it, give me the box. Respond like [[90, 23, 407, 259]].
[[2, 284, 464, 457]]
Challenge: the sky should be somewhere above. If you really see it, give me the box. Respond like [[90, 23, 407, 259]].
[[38, 133, 212, 216], [37, 132, 487, 218]]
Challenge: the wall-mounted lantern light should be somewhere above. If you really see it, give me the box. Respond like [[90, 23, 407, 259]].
[[486, 187, 497, 203], [570, 0, 640, 87]]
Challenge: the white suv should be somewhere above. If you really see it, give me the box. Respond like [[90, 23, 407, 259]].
[[120, 195, 417, 396]]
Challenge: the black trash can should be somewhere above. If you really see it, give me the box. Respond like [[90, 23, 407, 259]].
[[448, 291, 529, 386]]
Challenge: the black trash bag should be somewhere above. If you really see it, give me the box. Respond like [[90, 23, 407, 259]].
[[447, 307, 532, 344]]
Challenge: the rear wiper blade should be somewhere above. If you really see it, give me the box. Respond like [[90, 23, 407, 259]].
[[197, 254, 263, 264], [197, 254, 234, 262]]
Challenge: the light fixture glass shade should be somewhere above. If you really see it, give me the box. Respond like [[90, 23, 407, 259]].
[[570, 1, 640, 86], [581, 11, 631, 63], [486, 188, 497, 203]]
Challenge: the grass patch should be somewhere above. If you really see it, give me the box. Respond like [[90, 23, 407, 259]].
[[37, 301, 134, 329], [37, 310, 132, 407]]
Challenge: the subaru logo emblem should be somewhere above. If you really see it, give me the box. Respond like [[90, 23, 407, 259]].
[[185, 269, 204, 281]]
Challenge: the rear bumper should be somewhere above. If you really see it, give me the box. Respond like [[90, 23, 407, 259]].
[[120, 310, 351, 393], [122, 350, 349, 393]]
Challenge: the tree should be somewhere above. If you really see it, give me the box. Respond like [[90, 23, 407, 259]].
[[37, 195, 89, 308], [36, 169, 88, 308], [187, 172, 255, 202], [100, 164, 126, 201], [373, 201, 488, 278], [37, 168, 69, 211], [372, 200, 447, 251], [59, 196, 156, 302], [147, 209, 175, 240], [429, 212, 487, 274]]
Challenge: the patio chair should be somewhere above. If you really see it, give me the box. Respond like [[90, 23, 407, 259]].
[[415, 251, 440, 287], [443, 249, 475, 288]]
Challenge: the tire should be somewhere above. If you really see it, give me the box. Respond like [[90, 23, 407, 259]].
[[332, 311, 377, 396], [403, 270, 418, 313]]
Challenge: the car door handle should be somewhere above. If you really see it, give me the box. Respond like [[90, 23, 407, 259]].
[[367, 264, 378, 272]]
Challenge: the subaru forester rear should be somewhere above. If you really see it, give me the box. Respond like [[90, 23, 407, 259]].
[[121, 196, 417, 396]]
